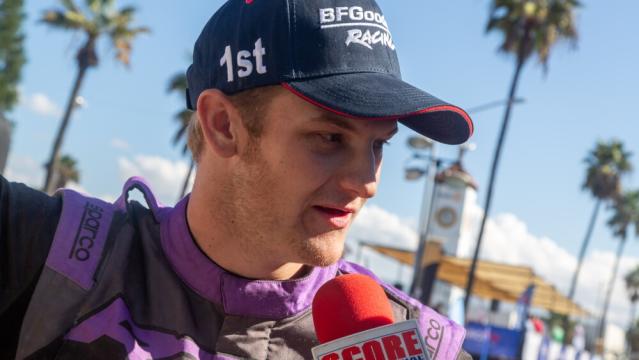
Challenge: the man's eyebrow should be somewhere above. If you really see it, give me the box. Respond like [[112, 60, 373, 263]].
[[311, 115, 399, 136], [310, 114, 356, 131]]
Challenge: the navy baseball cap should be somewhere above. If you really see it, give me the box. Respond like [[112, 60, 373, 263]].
[[186, 0, 473, 145]]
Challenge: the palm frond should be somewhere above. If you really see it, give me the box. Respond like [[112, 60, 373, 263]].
[[486, 0, 581, 67], [109, 26, 149, 65], [43, 0, 149, 66], [41, 10, 90, 31], [126, 26, 150, 37], [111, 5, 136, 26], [60, 0, 80, 12], [168, 68, 193, 156], [112, 37, 131, 65], [607, 190, 639, 240], [101, 0, 116, 9], [58, 155, 80, 182], [583, 140, 632, 200], [172, 110, 191, 145], [627, 267, 639, 286], [167, 73, 187, 94], [86, 0, 102, 15]]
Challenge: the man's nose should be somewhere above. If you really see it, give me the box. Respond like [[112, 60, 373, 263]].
[[338, 149, 380, 199]]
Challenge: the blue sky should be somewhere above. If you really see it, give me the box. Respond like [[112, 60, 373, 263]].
[[5, 0, 639, 326]]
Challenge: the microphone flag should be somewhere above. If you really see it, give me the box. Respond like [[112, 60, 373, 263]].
[[311, 319, 431, 360]]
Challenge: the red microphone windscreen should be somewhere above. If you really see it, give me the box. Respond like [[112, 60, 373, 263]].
[[312, 274, 395, 344]]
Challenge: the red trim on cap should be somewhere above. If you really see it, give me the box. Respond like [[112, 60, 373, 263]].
[[281, 82, 474, 137]]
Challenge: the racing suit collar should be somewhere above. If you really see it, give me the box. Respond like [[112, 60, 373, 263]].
[[160, 195, 339, 319]]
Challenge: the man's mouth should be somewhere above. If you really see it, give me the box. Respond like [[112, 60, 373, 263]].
[[315, 206, 350, 215], [313, 206, 354, 229]]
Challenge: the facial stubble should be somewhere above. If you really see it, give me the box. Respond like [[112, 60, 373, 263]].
[[225, 136, 347, 270]]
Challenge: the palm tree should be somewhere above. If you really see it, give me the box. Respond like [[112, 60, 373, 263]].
[[567, 141, 632, 306], [599, 190, 639, 340], [167, 71, 194, 200], [626, 266, 639, 328], [53, 154, 80, 189], [464, 0, 581, 315], [41, 0, 149, 193], [0, 0, 26, 175]]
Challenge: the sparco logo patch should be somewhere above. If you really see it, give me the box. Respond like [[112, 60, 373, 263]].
[[319, 6, 396, 51], [68, 202, 104, 261]]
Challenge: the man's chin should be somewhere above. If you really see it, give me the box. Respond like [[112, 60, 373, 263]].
[[298, 235, 346, 268], [305, 252, 343, 268]]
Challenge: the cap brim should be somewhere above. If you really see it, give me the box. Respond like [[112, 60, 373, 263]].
[[283, 73, 473, 145]]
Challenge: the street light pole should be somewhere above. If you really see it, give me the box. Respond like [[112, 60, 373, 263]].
[[409, 151, 440, 298], [404, 137, 433, 296]]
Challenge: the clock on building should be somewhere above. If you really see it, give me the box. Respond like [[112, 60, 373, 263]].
[[435, 206, 457, 228]]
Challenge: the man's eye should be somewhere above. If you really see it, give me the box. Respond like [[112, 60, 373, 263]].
[[319, 133, 343, 144]]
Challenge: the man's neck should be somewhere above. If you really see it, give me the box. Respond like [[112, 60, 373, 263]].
[[185, 191, 307, 281]]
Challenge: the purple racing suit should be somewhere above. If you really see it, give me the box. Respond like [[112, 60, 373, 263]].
[[1, 176, 468, 359]]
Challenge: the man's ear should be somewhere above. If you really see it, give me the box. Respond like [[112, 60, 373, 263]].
[[196, 89, 242, 158]]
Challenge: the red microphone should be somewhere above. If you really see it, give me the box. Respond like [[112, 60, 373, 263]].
[[312, 274, 430, 360]]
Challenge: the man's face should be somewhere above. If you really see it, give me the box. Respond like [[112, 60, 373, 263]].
[[225, 89, 398, 269]]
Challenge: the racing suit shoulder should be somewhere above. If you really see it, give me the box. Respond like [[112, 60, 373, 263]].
[[0, 175, 62, 359], [15, 177, 169, 359], [0, 176, 63, 298], [15, 186, 123, 359]]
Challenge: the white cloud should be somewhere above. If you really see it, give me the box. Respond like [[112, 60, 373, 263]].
[[117, 155, 193, 205], [4, 154, 43, 188], [3, 155, 120, 201], [110, 138, 130, 150], [350, 205, 419, 249], [348, 189, 636, 328], [456, 189, 637, 327], [23, 92, 62, 118]]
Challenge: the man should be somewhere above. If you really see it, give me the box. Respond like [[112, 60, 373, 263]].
[[0, 0, 473, 359]]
